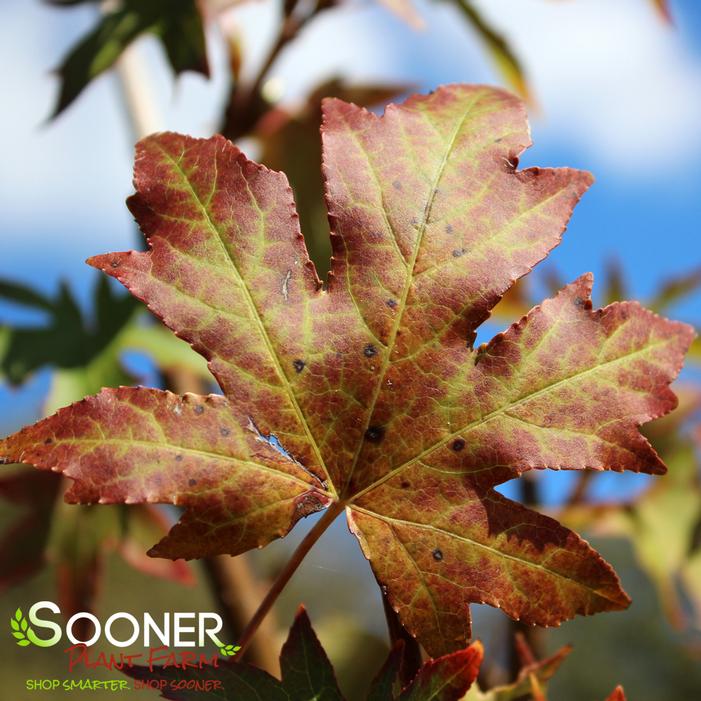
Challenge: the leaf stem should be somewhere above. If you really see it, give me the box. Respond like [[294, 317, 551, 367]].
[[234, 500, 345, 656], [565, 470, 594, 507]]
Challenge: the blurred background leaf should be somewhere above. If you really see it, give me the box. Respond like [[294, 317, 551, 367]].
[[49, 0, 208, 118]]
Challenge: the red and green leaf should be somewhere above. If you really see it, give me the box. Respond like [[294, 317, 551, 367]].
[[1, 85, 694, 656]]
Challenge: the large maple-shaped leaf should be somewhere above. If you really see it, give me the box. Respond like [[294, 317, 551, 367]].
[[1, 85, 693, 656]]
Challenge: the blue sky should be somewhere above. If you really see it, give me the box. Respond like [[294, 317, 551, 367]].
[[1, 0, 699, 473]]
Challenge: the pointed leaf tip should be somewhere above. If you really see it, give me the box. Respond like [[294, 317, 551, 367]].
[[399, 640, 483, 700], [605, 685, 626, 701]]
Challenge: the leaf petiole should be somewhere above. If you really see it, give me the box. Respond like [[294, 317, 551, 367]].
[[234, 499, 346, 657]]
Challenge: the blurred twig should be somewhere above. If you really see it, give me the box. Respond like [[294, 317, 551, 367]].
[[507, 472, 546, 678], [221, 0, 332, 140]]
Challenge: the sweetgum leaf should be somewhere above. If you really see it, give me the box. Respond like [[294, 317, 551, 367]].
[[398, 642, 482, 700], [1, 85, 694, 656], [280, 607, 345, 700]]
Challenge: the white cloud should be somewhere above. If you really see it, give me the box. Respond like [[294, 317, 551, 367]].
[[469, 0, 701, 175]]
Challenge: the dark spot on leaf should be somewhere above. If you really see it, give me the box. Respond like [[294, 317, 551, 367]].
[[293, 359, 305, 373], [44, 437, 53, 445], [452, 248, 466, 258], [110, 260, 120, 269], [494, 137, 503, 143], [365, 425, 385, 443], [175, 454, 183, 462], [452, 439, 465, 452], [401, 480, 411, 489], [433, 548, 443, 562], [386, 299, 397, 309], [364, 344, 378, 358], [193, 405, 204, 415], [393, 180, 402, 190], [445, 224, 453, 234], [188, 479, 197, 487], [220, 427, 231, 437]]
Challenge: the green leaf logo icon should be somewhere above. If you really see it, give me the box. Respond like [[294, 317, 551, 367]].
[[219, 643, 241, 657], [10, 608, 33, 647]]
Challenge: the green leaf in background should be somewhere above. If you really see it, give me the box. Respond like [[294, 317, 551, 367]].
[[648, 266, 701, 314], [0, 272, 209, 393], [0, 275, 135, 386], [48, 0, 209, 118]]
